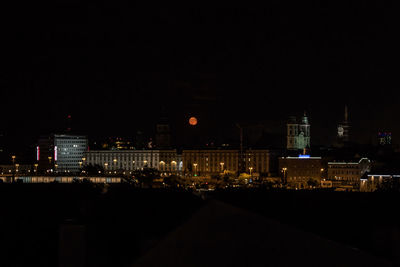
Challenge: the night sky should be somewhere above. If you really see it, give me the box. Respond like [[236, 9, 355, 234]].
[[1, 3, 399, 154]]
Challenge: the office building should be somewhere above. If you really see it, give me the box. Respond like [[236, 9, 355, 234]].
[[37, 134, 88, 173], [279, 156, 324, 189], [182, 149, 271, 177], [327, 158, 370, 189]]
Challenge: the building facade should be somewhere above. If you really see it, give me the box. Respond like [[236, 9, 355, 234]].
[[286, 113, 310, 151], [279, 156, 324, 189], [37, 134, 88, 173], [327, 158, 370, 189], [360, 174, 400, 192], [182, 149, 271, 177], [84, 150, 182, 175]]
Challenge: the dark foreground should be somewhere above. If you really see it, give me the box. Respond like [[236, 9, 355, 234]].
[[0, 183, 203, 266], [0, 184, 399, 266]]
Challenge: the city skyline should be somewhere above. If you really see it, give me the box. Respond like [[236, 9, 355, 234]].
[[2, 5, 400, 267], [1, 5, 400, 151]]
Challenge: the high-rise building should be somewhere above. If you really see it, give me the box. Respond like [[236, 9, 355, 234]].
[[286, 112, 310, 151], [337, 105, 351, 143], [37, 134, 88, 173]]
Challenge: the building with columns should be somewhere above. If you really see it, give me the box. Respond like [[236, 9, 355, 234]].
[[84, 150, 182, 175], [182, 149, 271, 177]]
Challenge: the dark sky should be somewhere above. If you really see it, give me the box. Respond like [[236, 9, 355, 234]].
[[1, 3, 399, 153]]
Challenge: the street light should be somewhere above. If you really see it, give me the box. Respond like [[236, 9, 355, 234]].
[[34, 163, 38, 173], [282, 167, 287, 184], [220, 162, 225, 172], [193, 163, 198, 175], [11, 155, 16, 164], [249, 167, 253, 176], [15, 164, 19, 173]]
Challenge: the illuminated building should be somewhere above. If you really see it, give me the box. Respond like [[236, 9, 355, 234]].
[[11, 176, 121, 184], [182, 149, 271, 177], [337, 105, 351, 143], [84, 149, 182, 175], [286, 113, 310, 151], [360, 174, 400, 192], [378, 132, 392, 146], [0, 164, 32, 175], [327, 158, 370, 189], [279, 156, 324, 189], [37, 134, 88, 173]]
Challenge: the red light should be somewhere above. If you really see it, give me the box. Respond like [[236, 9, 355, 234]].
[[67, 115, 71, 119]]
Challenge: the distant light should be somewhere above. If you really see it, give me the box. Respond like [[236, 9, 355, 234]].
[[299, 155, 310, 158], [189, 117, 198, 126]]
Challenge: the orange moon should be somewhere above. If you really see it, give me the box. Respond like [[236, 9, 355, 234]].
[[189, 117, 198, 126]]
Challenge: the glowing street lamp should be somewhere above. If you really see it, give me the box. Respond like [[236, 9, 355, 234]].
[[220, 162, 225, 172], [193, 163, 198, 175], [11, 155, 16, 164], [249, 167, 253, 176], [282, 167, 287, 183], [34, 163, 38, 173], [15, 164, 19, 173]]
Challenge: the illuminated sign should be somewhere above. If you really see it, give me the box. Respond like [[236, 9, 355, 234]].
[[37, 146, 40, 161], [54, 146, 58, 161], [299, 155, 310, 158]]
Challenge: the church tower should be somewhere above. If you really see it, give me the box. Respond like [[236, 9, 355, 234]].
[[299, 111, 311, 150], [287, 116, 298, 150], [337, 105, 350, 143], [286, 112, 311, 152]]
